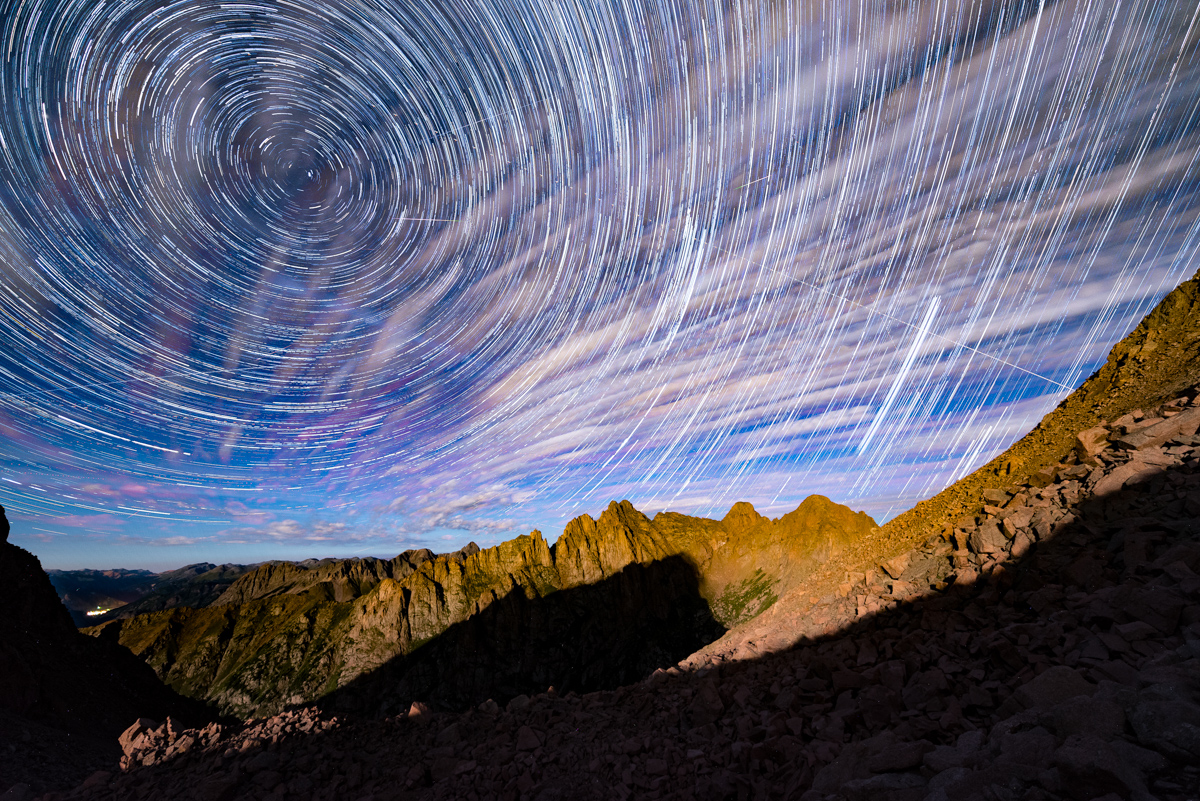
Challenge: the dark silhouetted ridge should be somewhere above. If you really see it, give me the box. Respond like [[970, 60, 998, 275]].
[[0, 506, 216, 797]]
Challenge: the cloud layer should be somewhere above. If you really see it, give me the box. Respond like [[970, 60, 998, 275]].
[[2, 0, 1199, 566]]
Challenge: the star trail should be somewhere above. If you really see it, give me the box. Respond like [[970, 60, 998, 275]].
[[2, 0, 1199, 568]]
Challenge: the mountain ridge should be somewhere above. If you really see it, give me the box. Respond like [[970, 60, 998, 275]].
[[85, 495, 876, 718], [15, 272, 1200, 798]]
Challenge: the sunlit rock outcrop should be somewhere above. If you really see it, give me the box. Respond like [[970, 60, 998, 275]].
[[86, 497, 876, 718]]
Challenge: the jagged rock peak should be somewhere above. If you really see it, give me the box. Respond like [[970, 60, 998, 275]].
[[598, 499, 649, 528], [87, 493, 877, 718], [558, 500, 649, 537], [447, 541, 481, 562], [1, 503, 8, 543], [563, 512, 596, 537], [722, 501, 765, 528]]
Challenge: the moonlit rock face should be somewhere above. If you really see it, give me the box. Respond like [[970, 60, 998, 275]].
[[1, 0, 1199, 565]]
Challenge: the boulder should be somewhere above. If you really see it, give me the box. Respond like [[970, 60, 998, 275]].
[[807, 731, 898, 795], [982, 488, 1012, 505], [881, 551, 912, 580], [996, 666, 1094, 719], [1114, 405, 1200, 450], [1041, 694, 1125, 739], [1075, 427, 1111, 463], [901, 670, 947, 710], [687, 682, 725, 727], [1052, 735, 1152, 801], [407, 701, 435, 722], [1093, 460, 1166, 495], [867, 740, 932, 772], [969, 520, 1006, 554], [1125, 683, 1200, 760], [515, 725, 542, 751], [118, 718, 159, 757]]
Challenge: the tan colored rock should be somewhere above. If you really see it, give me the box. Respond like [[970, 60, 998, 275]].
[[92, 494, 878, 718], [1011, 530, 1036, 558], [407, 700, 434, 721], [1114, 405, 1200, 450], [211, 552, 428, 607], [968, 520, 1005, 554], [881, 551, 912, 579], [1000, 517, 1022, 540], [1029, 466, 1060, 488], [1093, 461, 1166, 496], [1075, 426, 1111, 464], [555, 502, 652, 586], [119, 718, 158, 757]]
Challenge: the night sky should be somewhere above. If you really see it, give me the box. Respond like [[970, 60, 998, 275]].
[[2, 0, 1199, 570]]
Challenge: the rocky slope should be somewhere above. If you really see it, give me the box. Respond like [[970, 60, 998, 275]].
[[43, 385, 1200, 801], [0, 507, 213, 799], [77, 547, 459, 628], [99, 562, 255, 621], [704, 268, 1200, 661], [85, 497, 876, 718], [55, 549, 445, 629]]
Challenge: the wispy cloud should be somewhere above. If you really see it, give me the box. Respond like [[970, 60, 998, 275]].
[[2, 0, 1198, 564]]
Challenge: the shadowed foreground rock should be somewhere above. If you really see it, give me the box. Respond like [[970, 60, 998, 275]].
[[42, 389, 1200, 801], [0, 506, 214, 799]]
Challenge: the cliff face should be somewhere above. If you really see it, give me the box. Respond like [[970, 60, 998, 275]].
[[87, 496, 876, 718], [325, 555, 728, 716], [0, 512, 79, 719], [0, 506, 211, 795]]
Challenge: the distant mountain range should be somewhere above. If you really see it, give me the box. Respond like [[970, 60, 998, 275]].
[[46, 564, 251, 626]]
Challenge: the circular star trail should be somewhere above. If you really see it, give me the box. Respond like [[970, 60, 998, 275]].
[[1, 0, 1199, 564]]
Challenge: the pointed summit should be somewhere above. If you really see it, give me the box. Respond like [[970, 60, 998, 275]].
[[722, 501, 765, 530], [597, 499, 648, 529]]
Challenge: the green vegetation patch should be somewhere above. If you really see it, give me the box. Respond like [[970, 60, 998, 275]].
[[711, 568, 778, 627], [458, 566, 511, 609]]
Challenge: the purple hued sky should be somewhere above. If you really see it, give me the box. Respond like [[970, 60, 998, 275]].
[[2, 0, 1199, 570]]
